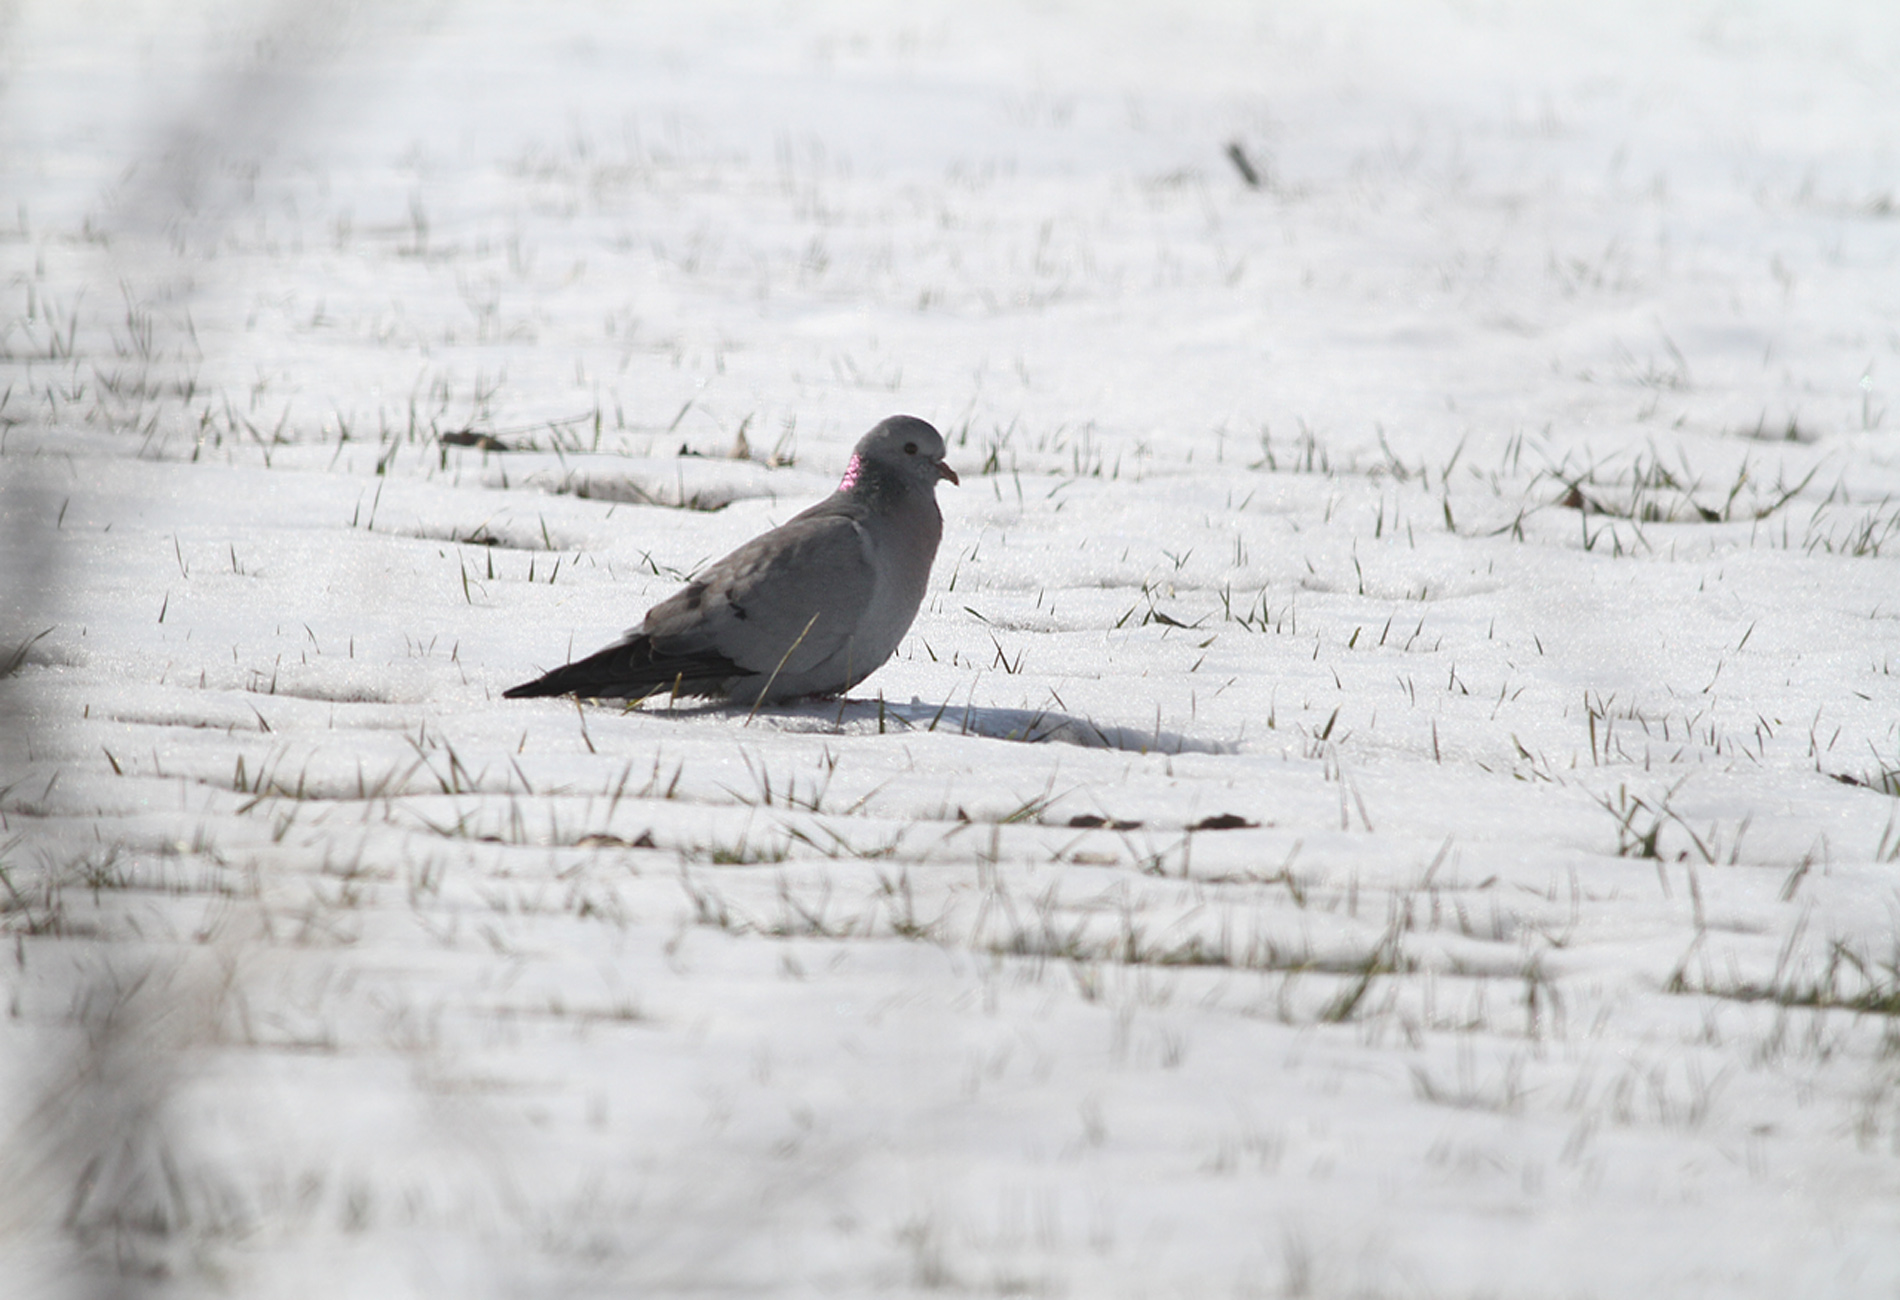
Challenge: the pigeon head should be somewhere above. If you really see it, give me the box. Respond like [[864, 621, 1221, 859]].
[[839, 415, 959, 496]]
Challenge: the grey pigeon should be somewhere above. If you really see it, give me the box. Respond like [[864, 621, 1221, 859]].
[[504, 415, 958, 705]]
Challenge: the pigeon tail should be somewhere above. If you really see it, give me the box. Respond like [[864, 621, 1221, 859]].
[[502, 635, 740, 700]]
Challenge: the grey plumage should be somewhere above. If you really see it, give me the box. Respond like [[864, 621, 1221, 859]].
[[504, 414, 958, 705]]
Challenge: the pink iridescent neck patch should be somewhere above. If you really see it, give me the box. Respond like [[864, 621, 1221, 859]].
[[838, 454, 862, 492]]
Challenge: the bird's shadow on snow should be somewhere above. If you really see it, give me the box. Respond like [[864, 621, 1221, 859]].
[[650, 697, 1236, 755]]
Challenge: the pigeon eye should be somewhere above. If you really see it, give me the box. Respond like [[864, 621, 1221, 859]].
[[904, 441, 918, 455]]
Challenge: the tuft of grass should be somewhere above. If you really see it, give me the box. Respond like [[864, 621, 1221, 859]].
[[1250, 422, 1338, 475], [692, 831, 792, 867], [875, 869, 944, 940], [1804, 498, 1900, 559], [1733, 411, 1817, 444], [1215, 585, 1296, 635], [1678, 935, 1900, 1019], [1317, 920, 1408, 1023], [1831, 747, 1900, 798], [1409, 1048, 1528, 1114], [1547, 449, 1815, 527], [1, 626, 54, 678], [1596, 781, 1755, 869], [546, 471, 758, 513]]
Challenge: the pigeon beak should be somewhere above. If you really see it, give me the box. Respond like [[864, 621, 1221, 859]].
[[938, 461, 960, 486]]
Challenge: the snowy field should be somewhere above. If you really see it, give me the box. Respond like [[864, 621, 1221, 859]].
[[4, 1, 1900, 1295]]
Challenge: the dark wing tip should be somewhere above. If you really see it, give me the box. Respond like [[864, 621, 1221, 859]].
[[502, 635, 744, 701]]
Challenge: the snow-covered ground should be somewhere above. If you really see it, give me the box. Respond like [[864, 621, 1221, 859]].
[[4, 2, 1900, 1295]]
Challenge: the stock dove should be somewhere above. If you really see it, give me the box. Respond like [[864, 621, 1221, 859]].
[[504, 415, 958, 705]]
